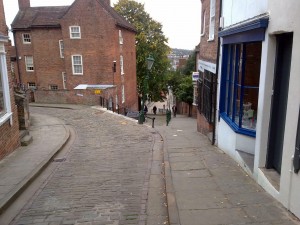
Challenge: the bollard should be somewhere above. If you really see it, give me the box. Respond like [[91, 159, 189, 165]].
[[152, 117, 155, 128]]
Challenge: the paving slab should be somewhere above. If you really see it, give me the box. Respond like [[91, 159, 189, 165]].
[[155, 115, 300, 225]]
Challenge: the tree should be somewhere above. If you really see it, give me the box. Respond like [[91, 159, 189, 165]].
[[114, 0, 171, 103], [181, 51, 196, 75], [166, 49, 196, 116], [174, 76, 194, 117]]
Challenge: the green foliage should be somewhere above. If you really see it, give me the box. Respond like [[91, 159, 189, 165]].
[[114, 0, 171, 102], [176, 76, 194, 105], [181, 51, 196, 75], [167, 49, 196, 104]]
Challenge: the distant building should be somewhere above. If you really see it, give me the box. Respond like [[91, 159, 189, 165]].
[[168, 49, 190, 71], [12, 0, 138, 111], [0, 0, 20, 159]]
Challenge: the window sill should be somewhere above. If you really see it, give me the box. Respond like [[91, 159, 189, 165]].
[[0, 112, 13, 126], [220, 113, 256, 137], [207, 38, 215, 42], [73, 74, 83, 76]]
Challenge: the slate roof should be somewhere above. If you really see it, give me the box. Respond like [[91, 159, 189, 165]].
[[11, 6, 68, 29], [11, 0, 136, 32]]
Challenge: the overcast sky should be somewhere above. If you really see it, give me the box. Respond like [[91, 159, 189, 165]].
[[3, 0, 201, 50]]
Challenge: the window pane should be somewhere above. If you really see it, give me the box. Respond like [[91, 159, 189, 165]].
[[225, 46, 231, 113], [74, 65, 82, 74], [71, 27, 79, 33], [241, 88, 258, 130], [25, 56, 34, 71], [73, 56, 81, 64]]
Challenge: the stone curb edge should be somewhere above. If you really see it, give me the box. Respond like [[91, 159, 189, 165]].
[[0, 125, 71, 215], [161, 131, 181, 225]]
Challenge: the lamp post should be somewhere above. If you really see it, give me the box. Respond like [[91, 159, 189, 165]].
[[138, 55, 154, 124]]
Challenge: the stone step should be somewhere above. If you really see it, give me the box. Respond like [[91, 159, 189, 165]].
[[21, 134, 33, 146]]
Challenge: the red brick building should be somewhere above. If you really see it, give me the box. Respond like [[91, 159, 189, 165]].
[[0, 0, 20, 160], [196, 0, 220, 140], [12, 0, 138, 111]]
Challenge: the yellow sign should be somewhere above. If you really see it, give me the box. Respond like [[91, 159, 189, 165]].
[[94, 90, 102, 95]]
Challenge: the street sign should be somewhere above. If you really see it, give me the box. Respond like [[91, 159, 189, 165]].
[[94, 90, 102, 95]]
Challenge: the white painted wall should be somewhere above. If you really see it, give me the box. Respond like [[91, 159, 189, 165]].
[[266, 0, 300, 218], [222, 0, 268, 27], [217, 119, 237, 158]]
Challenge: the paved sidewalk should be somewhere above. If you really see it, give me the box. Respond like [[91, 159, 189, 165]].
[[0, 113, 70, 215], [156, 115, 300, 225]]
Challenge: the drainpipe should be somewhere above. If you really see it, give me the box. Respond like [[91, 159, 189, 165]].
[[212, 0, 222, 145], [13, 31, 22, 85]]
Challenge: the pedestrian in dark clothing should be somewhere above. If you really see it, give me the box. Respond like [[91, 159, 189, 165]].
[[144, 105, 148, 115], [172, 105, 177, 117], [153, 106, 157, 115]]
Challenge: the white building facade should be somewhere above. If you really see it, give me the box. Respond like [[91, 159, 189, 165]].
[[216, 0, 300, 218]]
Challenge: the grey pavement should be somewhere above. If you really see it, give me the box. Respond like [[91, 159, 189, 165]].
[[0, 104, 299, 225], [0, 112, 70, 215], [154, 115, 300, 225]]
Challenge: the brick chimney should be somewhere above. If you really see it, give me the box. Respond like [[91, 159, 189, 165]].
[[18, 0, 30, 10], [104, 0, 111, 6], [0, 0, 7, 35]]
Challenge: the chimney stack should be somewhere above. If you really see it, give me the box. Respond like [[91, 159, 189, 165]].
[[18, 0, 30, 10], [0, 0, 7, 35], [104, 0, 111, 6]]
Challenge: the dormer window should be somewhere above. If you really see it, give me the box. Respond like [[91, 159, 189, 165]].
[[22, 33, 31, 44], [70, 26, 81, 39]]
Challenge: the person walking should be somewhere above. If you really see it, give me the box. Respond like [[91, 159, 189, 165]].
[[172, 105, 177, 117], [153, 105, 157, 115], [143, 105, 148, 115]]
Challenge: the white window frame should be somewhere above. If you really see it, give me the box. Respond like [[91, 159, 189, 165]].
[[62, 72, 67, 89], [119, 30, 123, 45], [27, 82, 36, 89], [120, 55, 124, 75], [69, 26, 81, 39], [0, 42, 13, 126], [72, 55, 83, 75], [115, 94, 118, 110], [122, 85, 125, 103], [59, 40, 64, 58], [25, 56, 34, 72], [208, 0, 216, 41], [22, 33, 31, 44]]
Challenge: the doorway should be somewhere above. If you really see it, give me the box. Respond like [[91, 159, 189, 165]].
[[266, 33, 293, 174]]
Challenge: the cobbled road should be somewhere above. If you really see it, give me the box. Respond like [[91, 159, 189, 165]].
[[12, 107, 156, 225]]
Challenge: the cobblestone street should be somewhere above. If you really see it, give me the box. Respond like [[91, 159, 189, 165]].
[[11, 107, 161, 225]]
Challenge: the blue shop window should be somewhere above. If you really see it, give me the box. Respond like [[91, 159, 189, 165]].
[[220, 42, 262, 137]]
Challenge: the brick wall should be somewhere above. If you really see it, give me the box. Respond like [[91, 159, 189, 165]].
[[34, 89, 102, 105], [176, 101, 197, 118], [0, 0, 20, 160], [197, 111, 213, 135], [14, 0, 138, 111], [199, 0, 220, 62], [197, 0, 220, 135]]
